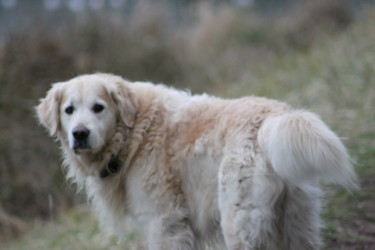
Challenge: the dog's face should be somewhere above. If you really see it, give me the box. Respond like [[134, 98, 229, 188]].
[[59, 80, 117, 153], [36, 74, 137, 154]]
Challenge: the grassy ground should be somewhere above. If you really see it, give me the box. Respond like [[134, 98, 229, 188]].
[[1, 1, 375, 249], [0, 206, 138, 250]]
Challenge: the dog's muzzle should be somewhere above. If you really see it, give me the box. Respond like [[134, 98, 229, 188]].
[[72, 125, 90, 151]]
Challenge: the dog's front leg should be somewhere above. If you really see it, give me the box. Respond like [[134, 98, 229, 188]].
[[147, 211, 197, 250]]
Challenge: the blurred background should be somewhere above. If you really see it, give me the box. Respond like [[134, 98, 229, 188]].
[[0, 0, 374, 249]]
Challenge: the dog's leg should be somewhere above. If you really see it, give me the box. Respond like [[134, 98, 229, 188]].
[[278, 184, 322, 250], [218, 145, 284, 250], [147, 209, 197, 250]]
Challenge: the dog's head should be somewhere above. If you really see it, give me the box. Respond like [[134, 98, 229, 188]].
[[36, 74, 137, 154]]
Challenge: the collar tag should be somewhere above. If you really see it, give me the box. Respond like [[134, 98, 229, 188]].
[[100, 155, 121, 179]]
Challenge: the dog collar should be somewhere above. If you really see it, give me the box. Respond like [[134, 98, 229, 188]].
[[99, 155, 122, 179]]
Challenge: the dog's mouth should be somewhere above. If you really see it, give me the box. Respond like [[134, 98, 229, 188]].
[[73, 140, 91, 154]]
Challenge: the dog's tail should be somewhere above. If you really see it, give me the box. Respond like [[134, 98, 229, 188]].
[[258, 110, 358, 189]]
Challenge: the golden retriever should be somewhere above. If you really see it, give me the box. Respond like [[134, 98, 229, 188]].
[[36, 73, 357, 250]]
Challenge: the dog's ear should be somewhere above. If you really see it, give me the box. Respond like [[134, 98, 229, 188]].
[[111, 80, 138, 128], [36, 82, 63, 136]]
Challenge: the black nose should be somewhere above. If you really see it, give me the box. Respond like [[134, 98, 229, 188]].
[[72, 126, 90, 141]]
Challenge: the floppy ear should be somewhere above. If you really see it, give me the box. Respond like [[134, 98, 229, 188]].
[[36, 83, 63, 136], [111, 81, 138, 128]]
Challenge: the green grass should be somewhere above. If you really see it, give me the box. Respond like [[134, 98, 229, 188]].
[[1, 206, 140, 250]]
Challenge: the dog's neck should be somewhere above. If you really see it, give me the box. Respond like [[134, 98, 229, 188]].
[[66, 103, 160, 181], [73, 125, 129, 179]]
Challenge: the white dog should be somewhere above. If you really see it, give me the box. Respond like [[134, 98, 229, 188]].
[[36, 73, 357, 250]]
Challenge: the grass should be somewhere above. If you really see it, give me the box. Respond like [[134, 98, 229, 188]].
[[1, 1, 375, 249], [0, 206, 140, 250]]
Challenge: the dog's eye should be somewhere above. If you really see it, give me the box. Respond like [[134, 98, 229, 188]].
[[93, 104, 104, 113], [65, 106, 74, 115]]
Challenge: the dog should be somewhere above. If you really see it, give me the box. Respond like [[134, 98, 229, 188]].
[[36, 73, 358, 250]]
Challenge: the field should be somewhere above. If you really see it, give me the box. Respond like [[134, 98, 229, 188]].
[[1, 1, 375, 249]]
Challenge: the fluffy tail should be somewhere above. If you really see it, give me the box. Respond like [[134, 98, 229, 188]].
[[258, 111, 358, 189]]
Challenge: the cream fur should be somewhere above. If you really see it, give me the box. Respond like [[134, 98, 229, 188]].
[[36, 73, 358, 250]]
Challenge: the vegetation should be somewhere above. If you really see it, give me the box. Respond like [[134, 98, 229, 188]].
[[0, 0, 374, 249]]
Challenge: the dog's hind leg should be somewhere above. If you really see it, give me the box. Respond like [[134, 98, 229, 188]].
[[278, 184, 322, 250], [218, 141, 284, 250]]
